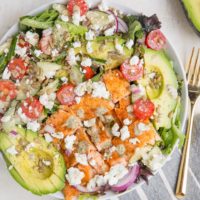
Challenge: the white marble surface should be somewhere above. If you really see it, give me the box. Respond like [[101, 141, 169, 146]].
[[0, 0, 200, 200]]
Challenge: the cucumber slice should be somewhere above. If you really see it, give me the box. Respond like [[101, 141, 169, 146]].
[[70, 66, 84, 85], [37, 62, 62, 78], [86, 10, 113, 30]]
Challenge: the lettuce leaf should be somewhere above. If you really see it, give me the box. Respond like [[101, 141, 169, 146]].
[[159, 97, 185, 154]]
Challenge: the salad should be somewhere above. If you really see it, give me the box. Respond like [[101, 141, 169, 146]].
[[0, 0, 184, 199]]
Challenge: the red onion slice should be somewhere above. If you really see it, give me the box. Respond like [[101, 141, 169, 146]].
[[111, 164, 140, 192], [117, 17, 128, 33], [106, 10, 118, 32], [75, 185, 100, 193], [10, 130, 18, 136]]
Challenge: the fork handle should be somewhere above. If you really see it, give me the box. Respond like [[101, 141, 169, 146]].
[[175, 99, 194, 198]]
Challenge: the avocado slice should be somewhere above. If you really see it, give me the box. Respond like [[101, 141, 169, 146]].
[[0, 127, 66, 195], [180, 0, 200, 36], [140, 48, 178, 130], [74, 36, 133, 70]]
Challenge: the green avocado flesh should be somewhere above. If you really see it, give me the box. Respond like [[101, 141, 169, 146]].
[[182, 0, 200, 34], [0, 127, 66, 195], [141, 48, 178, 130], [74, 36, 133, 70]]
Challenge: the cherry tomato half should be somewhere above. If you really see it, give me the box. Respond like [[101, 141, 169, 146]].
[[0, 80, 17, 101], [133, 98, 155, 120], [18, 35, 30, 48], [21, 97, 43, 120], [67, 0, 88, 16], [56, 84, 76, 106], [83, 66, 95, 80], [120, 59, 143, 82], [146, 29, 166, 50], [8, 58, 27, 80]]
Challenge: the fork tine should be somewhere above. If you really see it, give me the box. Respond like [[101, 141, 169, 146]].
[[185, 47, 195, 74], [192, 48, 200, 86], [186, 48, 196, 83]]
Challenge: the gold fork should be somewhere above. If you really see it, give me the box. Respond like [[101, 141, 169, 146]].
[[176, 48, 200, 198]]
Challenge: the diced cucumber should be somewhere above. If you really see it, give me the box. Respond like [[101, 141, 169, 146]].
[[37, 62, 62, 78], [86, 10, 112, 30], [70, 66, 84, 85]]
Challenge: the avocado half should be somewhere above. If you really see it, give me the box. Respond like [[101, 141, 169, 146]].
[[180, 0, 200, 36], [0, 127, 66, 195]]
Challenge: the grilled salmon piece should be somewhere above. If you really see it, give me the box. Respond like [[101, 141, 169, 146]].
[[70, 94, 114, 120], [115, 96, 134, 123], [103, 70, 131, 103], [45, 108, 82, 136], [77, 164, 96, 184], [112, 120, 160, 159], [75, 128, 96, 153], [87, 119, 112, 152], [63, 184, 79, 200], [106, 151, 128, 167], [88, 149, 109, 174]]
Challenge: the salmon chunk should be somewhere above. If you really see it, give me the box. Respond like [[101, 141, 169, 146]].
[[87, 119, 112, 152], [70, 94, 114, 120], [103, 70, 131, 103], [45, 108, 82, 136]]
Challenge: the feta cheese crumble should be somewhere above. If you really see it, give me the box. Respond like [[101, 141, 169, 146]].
[[81, 57, 92, 67], [25, 31, 39, 46], [27, 121, 41, 132], [120, 126, 130, 141], [85, 30, 95, 41], [126, 39, 134, 49], [111, 123, 120, 137], [87, 175, 106, 191], [66, 167, 85, 185], [91, 81, 110, 99], [134, 122, 150, 136], [73, 41, 81, 48], [86, 42, 93, 53], [67, 48, 77, 65], [34, 49, 42, 57], [44, 125, 55, 134], [130, 55, 139, 65], [104, 164, 129, 185], [39, 93, 56, 110], [75, 153, 88, 165], [123, 118, 132, 126], [83, 118, 96, 128], [64, 135, 76, 151], [115, 43, 124, 54], [44, 133, 53, 143]]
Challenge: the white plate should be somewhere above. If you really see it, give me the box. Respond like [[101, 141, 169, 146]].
[[0, 0, 188, 199]]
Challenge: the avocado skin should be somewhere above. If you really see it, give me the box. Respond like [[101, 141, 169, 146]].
[[0, 128, 66, 196], [180, 0, 200, 37]]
